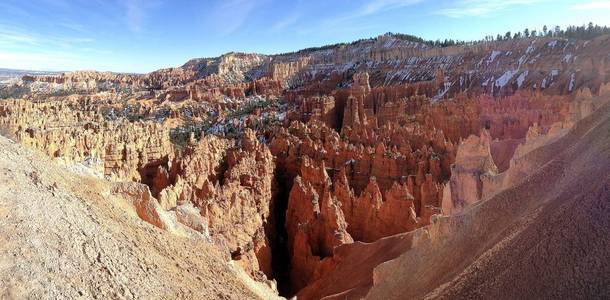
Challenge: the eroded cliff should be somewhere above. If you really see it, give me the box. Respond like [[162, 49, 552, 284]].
[[2, 33, 610, 298]]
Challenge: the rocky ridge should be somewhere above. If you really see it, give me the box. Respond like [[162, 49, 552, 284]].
[[0, 134, 279, 299], [1, 33, 610, 298]]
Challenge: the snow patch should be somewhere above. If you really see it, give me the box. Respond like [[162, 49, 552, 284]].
[[382, 37, 398, 49], [495, 70, 517, 88], [517, 70, 528, 88], [482, 76, 494, 87], [550, 69, 560, 77], [563, 54, 572, 63], [432, 78, 452, 102], [568, 73, 576, 92], [518, 55, 528, 67], [488, 50, 502, 64], [547, 40, 558, 48]]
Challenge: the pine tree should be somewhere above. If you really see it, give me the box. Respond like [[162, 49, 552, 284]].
[[524, 28, 530, 38]]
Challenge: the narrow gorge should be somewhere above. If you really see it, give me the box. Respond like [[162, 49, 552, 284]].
[[1, 32, 610, 299]]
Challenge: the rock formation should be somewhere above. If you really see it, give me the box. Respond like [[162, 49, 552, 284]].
[[2, 32, 610, 298], [443, 129, 498, 214]]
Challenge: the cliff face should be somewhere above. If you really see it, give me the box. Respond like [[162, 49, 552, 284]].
[[3, 33, 610, 298], [0, 96, 174, 181], [19, 34, 610, 102], [297, 96, 610, 300], [157, 129, 277, 281]]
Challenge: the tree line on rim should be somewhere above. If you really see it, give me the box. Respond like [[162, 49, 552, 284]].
[[279, 22, 610, 56]]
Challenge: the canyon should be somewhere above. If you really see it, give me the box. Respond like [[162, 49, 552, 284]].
[[1, 32, 610, 299]]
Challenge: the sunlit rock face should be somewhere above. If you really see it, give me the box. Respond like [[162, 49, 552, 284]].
[[2, 33, 610, 298]]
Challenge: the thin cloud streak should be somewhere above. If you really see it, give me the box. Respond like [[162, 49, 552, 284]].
[[0, 50, 88, 71], [123, 0, 164, 33], [0, 24, 94, 50], [338, 0, 424, 22], [299, 0, 423, 35], [0, 32, 38, 46], [360, 0, 425, 16], [571, 0, 610, 10], [436, 0, 548, 18], [271, 14, 300, 32], [212, 0, 270, 35]]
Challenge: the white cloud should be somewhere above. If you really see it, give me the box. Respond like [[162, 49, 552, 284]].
[[303, 0, 423, 34], [212, 0, 270, 35], [360, 0, 425, 16], [0, 25, 94, 50], [272, 14, 300, 32], [0, 31, 38, 46], [0, 51, 86, 71], [571, 0, 610, 10], [125, 0, 145, 32], [123, 0, 163, 33], [437, 0, 547, 18]]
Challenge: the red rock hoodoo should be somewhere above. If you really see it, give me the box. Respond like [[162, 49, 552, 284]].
[[2, 32, 610, 298]]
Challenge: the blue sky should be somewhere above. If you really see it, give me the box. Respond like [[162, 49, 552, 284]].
[[1, 0, 609, 73]]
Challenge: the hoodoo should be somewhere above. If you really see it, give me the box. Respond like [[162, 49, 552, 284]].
[[1, 3, 610, 298]]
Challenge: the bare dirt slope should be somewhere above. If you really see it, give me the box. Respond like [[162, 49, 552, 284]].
[[0, 136, 266, 299], [366, 103, 610, 299]]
